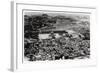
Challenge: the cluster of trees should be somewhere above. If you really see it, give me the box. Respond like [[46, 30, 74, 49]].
[[24, 32, 90, 61], [24, 14, 56, 39]]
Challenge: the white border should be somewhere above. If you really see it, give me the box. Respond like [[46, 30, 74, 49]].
[[11, 1, 97, 71]]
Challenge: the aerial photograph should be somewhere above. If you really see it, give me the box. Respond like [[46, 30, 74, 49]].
[[24, 11, 90, 62]]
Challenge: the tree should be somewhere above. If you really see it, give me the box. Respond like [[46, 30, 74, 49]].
[[49, 32, 56, 39]]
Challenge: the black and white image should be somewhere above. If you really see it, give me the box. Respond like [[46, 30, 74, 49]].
[[24, 11, 90, 61]]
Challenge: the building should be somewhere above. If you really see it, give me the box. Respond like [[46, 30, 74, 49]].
[[39, 30, 68, 40]]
